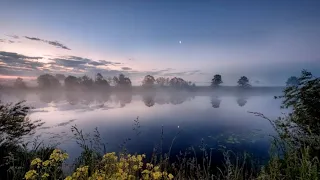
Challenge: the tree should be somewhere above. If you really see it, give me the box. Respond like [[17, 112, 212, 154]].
[[156, 77, 166, 87], [211, 74, 223, 87], [286, 76, 299, 86], [0, 101, 43, 145], [113, 74, 132, 89], [80, 75, 94, 90], [64, 76, 80, 90], [277, 70, 320, 135], [169, 77, 188, 88], [14, 77, 27, 89], [55, 74, 66, 81], [142, 75, 155, 88], [237, 76, 250, 87], [95, 73, 110, 89], [37, 74, 61, 89]]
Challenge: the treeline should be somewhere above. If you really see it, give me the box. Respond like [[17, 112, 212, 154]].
[[12, 73, 299, 90]]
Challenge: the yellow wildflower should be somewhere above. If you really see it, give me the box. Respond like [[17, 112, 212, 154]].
[[25, 170, 38, 180], [31, 158, 42, 166]]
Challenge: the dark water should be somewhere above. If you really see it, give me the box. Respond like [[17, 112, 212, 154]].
[[1, 90, 284, 164]]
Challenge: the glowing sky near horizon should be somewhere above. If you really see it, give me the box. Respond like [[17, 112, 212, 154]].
[[0, 0, 320, 85]]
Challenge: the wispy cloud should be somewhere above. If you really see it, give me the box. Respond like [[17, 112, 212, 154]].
[[6, 35, 19, 39], [24, 36, 71, 50], [121, 67, 132, 70]]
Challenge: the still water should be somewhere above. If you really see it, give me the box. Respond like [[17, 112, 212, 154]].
[[1, 90, 283, 163]]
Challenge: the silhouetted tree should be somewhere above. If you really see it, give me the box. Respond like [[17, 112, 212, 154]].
[[0, 101, 43, 145], [237, 76, 250, 87], [169, 77, 188, 88], [142, 75, 156, 88], [64, 75, 80, 90], [286, 76, 299, 86], [80, 75, 94, 90], [211, 74, 223, 87], [113, 74, 132, 89], [277, 70, 320, 135], [95, 73, 110, 89], [156, 77, 166, 87], [14, 77, 27, 89], [211, 96, 221, 108], [37, 74, 61, 89], [55, 74, 66, 81]]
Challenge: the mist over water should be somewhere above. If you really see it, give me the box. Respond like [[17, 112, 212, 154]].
[[0, 88, 284, 163]]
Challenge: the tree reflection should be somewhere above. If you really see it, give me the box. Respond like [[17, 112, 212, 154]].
[[170, 93, 188, 105], [38, 91, 61, 103], [237, 97, 248, 107], [65, 91, 80, 105], [115, 92, 132, 107], [211, 96, 221, 108], [142, 92, 156, 107]]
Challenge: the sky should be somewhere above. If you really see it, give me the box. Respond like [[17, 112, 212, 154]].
[[0, 0, 320, 86]]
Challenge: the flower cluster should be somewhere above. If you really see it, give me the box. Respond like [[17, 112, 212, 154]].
[[26, 149, 174, 180], [25, 149, 69, 180]]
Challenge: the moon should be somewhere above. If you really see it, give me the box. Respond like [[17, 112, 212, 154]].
[[179, 41, 182, 44]]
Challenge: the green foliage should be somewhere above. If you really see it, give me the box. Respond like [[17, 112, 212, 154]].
[[0, 101, 43, 145], [285, 76, 299, 86]]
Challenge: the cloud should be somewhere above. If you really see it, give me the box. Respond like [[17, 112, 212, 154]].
[[121, 67, 132, 70], [51, 56, 122, 69], [24, 36, 71, 50], [163, 70, 201, 76], [0, 51, 44, 75], [0, 39, 16, 44], [6, 35, 19, 39]]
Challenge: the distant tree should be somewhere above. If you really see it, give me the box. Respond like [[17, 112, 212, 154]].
[[286, 76, 299, 86], [95, 73, 110, 89], [55, 74, 66, 81], [156, 77, 166, 86], [113, 74, 132, 89], [169, 77, 188, 88], [211, 74, 223, 87], [64, 75, 80, 90], [37, 74, 61, 89], [80, 75, 94, 90], [14, 77, 27, 89], [237, 76, 250, 87], [142, 75, 155, 88]]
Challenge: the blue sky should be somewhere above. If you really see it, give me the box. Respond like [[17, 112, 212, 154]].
[[0, 0, 319, 86]]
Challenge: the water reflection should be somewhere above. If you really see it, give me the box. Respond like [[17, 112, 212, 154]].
[[38, 91, 62, 103], [211, 96, 221, 108], [237, 97, 248, 107], [2, 90, 257, 108], [115, 92, 132, 107], [142, 92, 156, 107]]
